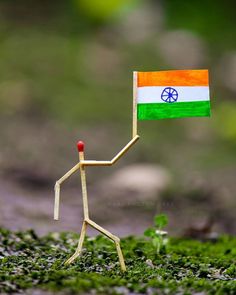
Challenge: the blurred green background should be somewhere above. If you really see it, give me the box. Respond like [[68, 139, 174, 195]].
[[0, 0, 236, 236]]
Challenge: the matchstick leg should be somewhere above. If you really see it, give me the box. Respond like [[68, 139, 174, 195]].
[[65, 220, 87, 265], [115, 240, 127, 272], [86, 219, 126, 271]]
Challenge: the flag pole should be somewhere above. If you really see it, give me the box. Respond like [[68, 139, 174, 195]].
[[132, 71, 138, 138]]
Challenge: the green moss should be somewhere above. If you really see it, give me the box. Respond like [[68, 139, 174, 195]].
[[0, 228, 236, 294]]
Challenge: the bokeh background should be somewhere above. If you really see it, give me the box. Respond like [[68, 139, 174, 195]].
[[0, 0, 236, 237]]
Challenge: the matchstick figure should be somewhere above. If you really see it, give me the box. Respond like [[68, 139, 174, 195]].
[[54, 136, 139, 271], [54, 72, 139, 272]]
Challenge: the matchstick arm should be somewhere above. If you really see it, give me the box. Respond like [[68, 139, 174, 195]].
[[80, 135, 140, 167], [54, 162, 81, 220]]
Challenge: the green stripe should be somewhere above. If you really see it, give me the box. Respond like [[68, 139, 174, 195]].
[[137, 101, 211, 120]]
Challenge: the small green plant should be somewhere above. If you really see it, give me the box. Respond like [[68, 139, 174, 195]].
[[144, 214, 169, 254]]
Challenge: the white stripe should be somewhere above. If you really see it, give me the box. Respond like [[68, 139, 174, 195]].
[[137, 86, 209, 104]]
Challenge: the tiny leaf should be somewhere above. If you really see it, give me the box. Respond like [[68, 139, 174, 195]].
[[144, 228, 156, 238], [154, 214, 168, 229]]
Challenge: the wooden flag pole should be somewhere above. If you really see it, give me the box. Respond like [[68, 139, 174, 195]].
[[54, 71, 140, 272], [133, 71, 138, 138]]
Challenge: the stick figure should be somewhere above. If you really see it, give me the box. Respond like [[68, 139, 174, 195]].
[[54, 136, 139, 271]]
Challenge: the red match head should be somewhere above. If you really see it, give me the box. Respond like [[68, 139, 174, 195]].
[[77, 141, 84, 152]]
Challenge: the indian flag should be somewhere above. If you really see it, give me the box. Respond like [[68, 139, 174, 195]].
[[137, 69, 211, 120]]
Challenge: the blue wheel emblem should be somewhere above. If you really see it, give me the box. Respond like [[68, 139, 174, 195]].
[[161, 87, 178, 103]]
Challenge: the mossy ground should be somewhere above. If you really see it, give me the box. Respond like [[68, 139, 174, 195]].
[[0, 228, 236, 294]]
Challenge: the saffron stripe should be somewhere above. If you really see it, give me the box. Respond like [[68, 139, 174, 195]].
[[137, 70, 209, 87], [137, 101, 211, 120]]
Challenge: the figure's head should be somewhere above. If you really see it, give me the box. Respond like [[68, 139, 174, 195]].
[[77, 141, 84, 153]]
